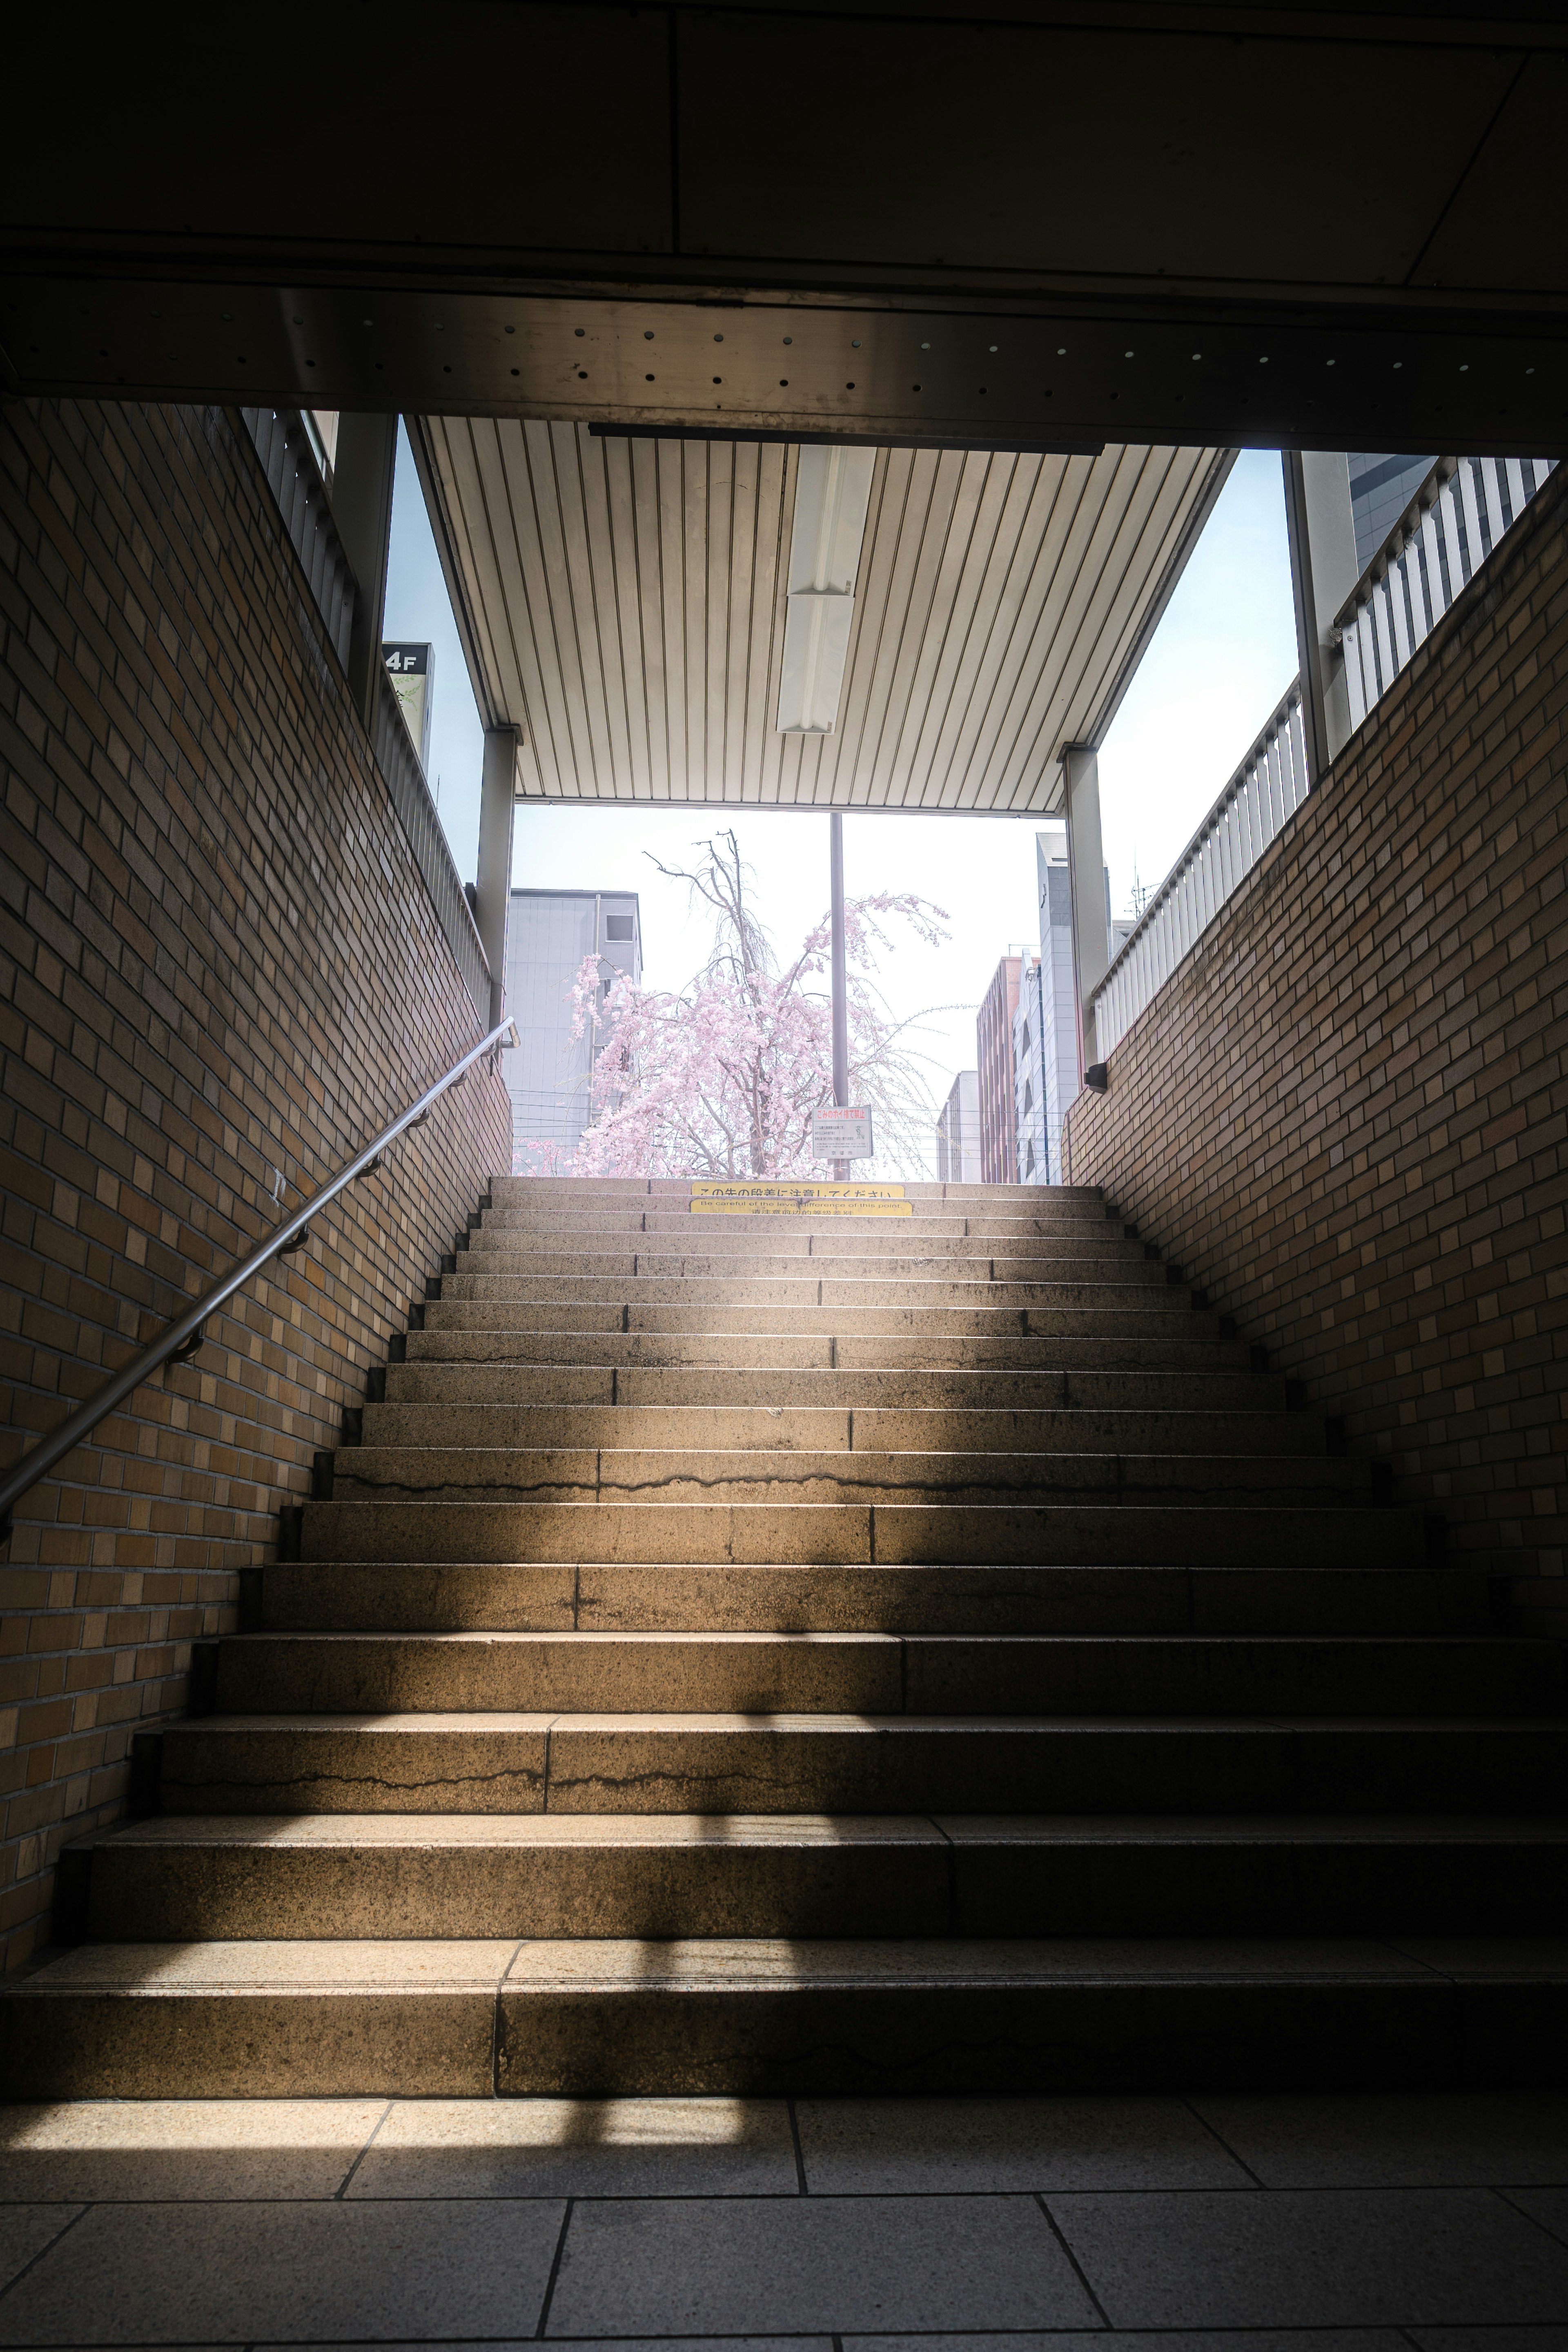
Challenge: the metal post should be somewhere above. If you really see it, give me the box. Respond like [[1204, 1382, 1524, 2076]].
[[1062, 745, 1109, 1080], [829, 810, 850, 1180], [475, 726, 520, 1029], [330, 412, 399, 732], [1282, 450, 1360, 784]]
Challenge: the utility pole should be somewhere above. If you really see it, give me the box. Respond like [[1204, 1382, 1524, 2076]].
[[830, 811, 849, 1181]]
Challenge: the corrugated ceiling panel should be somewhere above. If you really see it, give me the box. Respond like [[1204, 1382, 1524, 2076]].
[[416, 421, 1227, 813]]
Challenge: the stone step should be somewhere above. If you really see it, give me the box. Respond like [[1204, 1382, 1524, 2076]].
[[65, 1812, 1568, 1942], [404, 1330, 1252, 1371], [480, 1214, 1124, 1241], [439, 1274, 1177, 1305], [383, 1365, 1288, 1411], [469, 1233, 1142, 1261], [483, 1193, 1116, 1216], [5, 1933, 1563, 2098], [328, 1445, 1368, 1507], [259, 1560, 1492, 1636], [298, 1497, 1428, 1567], [490, 1177, 1105, 1203], [358, 1403, 1325, 1455], [459, 1252, 1156, 1282], [421, 1303, 1219, 1337], [152, 1712, 1568, 1817], [209, 1630, 1557, 1719]]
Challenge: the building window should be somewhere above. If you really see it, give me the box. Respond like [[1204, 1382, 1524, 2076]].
[[604, 914, 635, 942]]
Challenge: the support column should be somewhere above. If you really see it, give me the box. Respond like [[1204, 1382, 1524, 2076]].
[[1062, 744, 1109, 1078], [330, 412, 399, 732], [475, 727, 521, 1029], [1282, 450, 1361, 784], [829, 810, 850, 1180]]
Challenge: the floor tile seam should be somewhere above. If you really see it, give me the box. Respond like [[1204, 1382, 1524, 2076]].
[[1490, 2183, 1568, 2251], [786, 2099, 810, 2195], [12, 2182, 1568, 2210], [535, 2196, 575, 2339], [1032, 2190, 1114, 2328], [0, 2200, 90, 2307], [1369, 1938, 1466, 1984], [1176, 2097, 1266, 2188]]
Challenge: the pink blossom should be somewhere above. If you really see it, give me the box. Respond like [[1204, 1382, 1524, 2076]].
[[529, 837, 950, 1180]]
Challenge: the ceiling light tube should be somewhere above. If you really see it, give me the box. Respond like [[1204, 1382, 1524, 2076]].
[[775, 445, 876, 734]]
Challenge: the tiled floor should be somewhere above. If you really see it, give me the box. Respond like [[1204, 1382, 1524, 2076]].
[[0, 2094, 1565, 2344]]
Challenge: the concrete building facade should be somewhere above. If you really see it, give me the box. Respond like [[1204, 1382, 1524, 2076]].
[[935, 1070, 981, 1184], [975, 955, 1023, 1186], [501, 890, 642, 1164]]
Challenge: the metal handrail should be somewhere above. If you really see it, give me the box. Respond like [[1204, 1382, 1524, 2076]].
[[0, 1015, 518, 1545]]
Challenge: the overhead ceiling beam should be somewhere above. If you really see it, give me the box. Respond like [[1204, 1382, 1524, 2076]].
[[2, 4, 1564, 453]]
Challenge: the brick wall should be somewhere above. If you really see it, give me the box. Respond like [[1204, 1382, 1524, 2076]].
[[1067, 459, 1568, 1629], [0, 397, 511, 1969]]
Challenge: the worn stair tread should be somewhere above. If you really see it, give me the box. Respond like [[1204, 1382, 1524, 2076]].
[[259, 1559, 1491, 1637], [330, 1446, 1359, 1500], [500, 1933, 1568, 1987], [405, 1334, 1255, 1370], [221, 1628, 1536, 1654], [297, 1497, 1429, 1569], [357, 1405, 1325, 1454], [383, 1368, 1292, 1408], [211, 1626, 1555, 1720], [82, 1809, 1568, 1853], [155, 1710, 1568, 1819], [15, 1935, 1568, 1996], [423, 1303, 1215, 1333], [439, 1278, 1180, 1305]]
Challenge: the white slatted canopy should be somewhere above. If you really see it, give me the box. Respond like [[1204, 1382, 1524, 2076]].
[[412, 421, 1229, 815]]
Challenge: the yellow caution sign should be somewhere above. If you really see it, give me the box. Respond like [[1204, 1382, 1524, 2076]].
[[690, 1181, 905, 1200], [688, 1179, 912, 1217], [695, 1200, 913, 1217]]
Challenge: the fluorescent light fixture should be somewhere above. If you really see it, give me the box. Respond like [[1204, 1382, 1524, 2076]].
[[775, 445, 876, 734]]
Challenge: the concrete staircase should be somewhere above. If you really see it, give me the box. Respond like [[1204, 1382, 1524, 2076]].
[[6, 1176, 1566, 2097]]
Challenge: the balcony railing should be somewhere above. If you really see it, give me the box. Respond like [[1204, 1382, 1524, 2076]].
[[1089, 451, 1558, 1065], [1091, 680, 1310, 1060], [1337, 454, 1558, 732]]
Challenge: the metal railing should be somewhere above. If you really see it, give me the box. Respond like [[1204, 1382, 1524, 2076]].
[[241, 408, 491, 1022], [1338, 454, 1559, 733], [1089, 450, 1559, 1064], [372, 664, 492, 1019], [1091, 679, 1310, 1060], [0, 1017, 517, 1546]]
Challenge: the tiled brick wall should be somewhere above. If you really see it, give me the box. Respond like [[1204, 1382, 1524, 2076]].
[[1067, 460, 1568, 1629], [0, 398, 511, 1968]]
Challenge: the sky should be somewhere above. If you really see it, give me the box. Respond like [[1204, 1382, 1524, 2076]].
[[382, 432, 1299, 1115]]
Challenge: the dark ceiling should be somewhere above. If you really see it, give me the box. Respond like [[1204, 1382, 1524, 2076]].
[[3, 1, 1565, 453]]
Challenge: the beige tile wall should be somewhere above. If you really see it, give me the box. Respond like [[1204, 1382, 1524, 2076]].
[[1069, 461, 1568, 1628], [0, 398, 511, 1967]]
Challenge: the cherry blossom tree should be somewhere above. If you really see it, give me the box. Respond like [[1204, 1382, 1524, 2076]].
[[520, 831, 951, 1180]]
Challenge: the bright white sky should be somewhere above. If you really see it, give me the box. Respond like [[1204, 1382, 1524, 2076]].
[[383, 432, 1300, 1114]]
